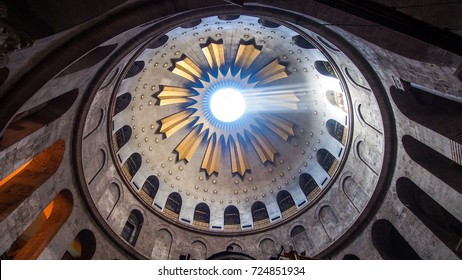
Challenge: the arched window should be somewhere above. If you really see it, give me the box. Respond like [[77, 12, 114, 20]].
[[314, 61, 337, 78], [193, 203, 210, 229], [224, 205, 240, 231], [402, 135, 462, 194], [326, 90, 347, 112], [147, 35, 169, 49], [356, 140, 380, 175], [277, 190, 296, 216], [390, 82, 462, 144], [0, 140, 65, 222], [292, 35, 315, 49], [61, 229, 96, 260], [372, 219, 421, 260], [342, 176, 367, 211], [121, 210, 143, 246], [114, 125, 132, 150], [190, 240, 207, 260], [96, 182, 120, 220], [114, 92, 131, 115], [164, 192, 182, 220], [251, 201, 269, 228], [258, 18, 280, 28], [4, 189, 73, 259], [124, 61, 145, 79], [290, 226, 311, 255], [397, 177, 462, 257], [299, 173, 320, 202], [0, 89, 77, 151], [140, 175, 159, 205], [326, 119, 347, 145], [122, 153, 142, 180], [317, 148, 339, 176], [319, 205, 339, 239]]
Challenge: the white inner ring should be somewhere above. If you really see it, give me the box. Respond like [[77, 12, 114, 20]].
[[210, 88, 246, 122]]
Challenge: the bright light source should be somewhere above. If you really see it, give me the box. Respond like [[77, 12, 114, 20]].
[[210, 88, 246, 122]]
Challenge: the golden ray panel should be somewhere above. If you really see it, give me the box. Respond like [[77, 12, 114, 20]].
[[156, 86, 197, 106], [156, 39, 298, 176]]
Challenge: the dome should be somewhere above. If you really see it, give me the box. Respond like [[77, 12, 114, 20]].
[[76, 10, 391, 257], [1, 0, 461, 261]]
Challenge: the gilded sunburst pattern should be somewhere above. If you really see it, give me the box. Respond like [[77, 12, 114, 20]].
[[108, 15, 353, 233], [155, 39, 299, 176]]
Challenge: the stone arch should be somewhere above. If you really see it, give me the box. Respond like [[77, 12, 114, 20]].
[[357, 103, 383, 134], [151, 229, 173, 259], [319, 205, 340, 239], [120, 209, 143, 246], [343, 67, 370, 91], [190, 240, 207, 260], [290, 225, 312, 256], [83, 107, 105, 140], [225, 240, 244, 253], [342, 176, 367, 212], [87, 148, 106, 185], [356, 141, 380, 175], [259, 238, 278, 259], [0, 140, 65, 222], [96, 182, 120, 220]]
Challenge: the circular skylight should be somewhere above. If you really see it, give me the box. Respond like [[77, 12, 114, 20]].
[[210, 88, 246, 122]]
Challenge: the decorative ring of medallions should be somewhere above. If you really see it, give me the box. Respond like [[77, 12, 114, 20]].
[[109, 15, 353, 233]]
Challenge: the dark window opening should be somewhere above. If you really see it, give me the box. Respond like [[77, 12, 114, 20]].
[[277, 190, 295, 213], [372, 219, 421, 260], [397, 177, 462, 257]]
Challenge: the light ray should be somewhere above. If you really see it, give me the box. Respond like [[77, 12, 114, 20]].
[[157, 39, 298, 176]]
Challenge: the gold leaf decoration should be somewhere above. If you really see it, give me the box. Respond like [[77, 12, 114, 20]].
[[156, 39, 299, 176]]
